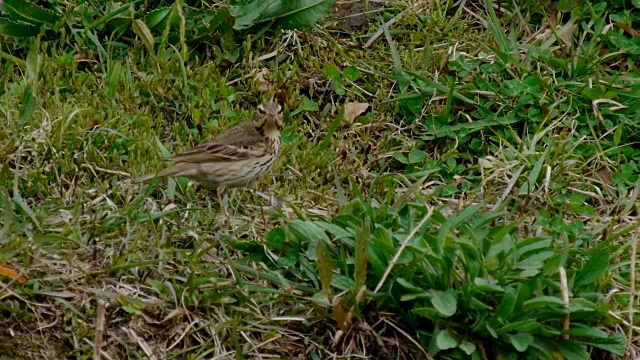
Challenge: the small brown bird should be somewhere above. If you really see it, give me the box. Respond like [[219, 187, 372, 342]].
[[135, 101, 284, 216]]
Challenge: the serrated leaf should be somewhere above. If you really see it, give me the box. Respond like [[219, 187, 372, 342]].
[[132, 19, 155, 53], [3, 0, 60, 25], [0, 17, 39, 37], [353, 219, 369, 292], [316, 241, 333, 297], [431, 289, 457, 317], [435, 329, 458, 350], [145, 6, 172, 30]]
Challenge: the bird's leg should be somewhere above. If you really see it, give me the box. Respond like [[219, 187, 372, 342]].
[[217, 185, 228, 217]]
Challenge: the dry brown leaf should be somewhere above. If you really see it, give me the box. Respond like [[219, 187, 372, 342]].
[[0, 264, 28, 283], [559, 24, 576, 50], [597, 167, 613, 186], [73, 51, 97, 64], [344, 101, 369, 124], [255, 68, 272, 92]]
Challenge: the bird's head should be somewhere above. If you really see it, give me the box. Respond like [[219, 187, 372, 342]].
[[254, 101, 284, 138]]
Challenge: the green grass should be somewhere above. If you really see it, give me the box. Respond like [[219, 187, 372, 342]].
[[2, 0, 640, 359]]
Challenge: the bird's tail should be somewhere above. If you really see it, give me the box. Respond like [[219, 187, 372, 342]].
[[134, 166, 182, 183], [133, 172, 160, 183]]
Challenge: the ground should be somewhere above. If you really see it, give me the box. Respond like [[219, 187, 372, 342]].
[[1, 0, 640, 359]]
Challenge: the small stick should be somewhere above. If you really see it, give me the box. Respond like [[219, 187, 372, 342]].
[[94, 300, 106, 360], [374, 206, 434, 293], [558, 266, 570, 340]]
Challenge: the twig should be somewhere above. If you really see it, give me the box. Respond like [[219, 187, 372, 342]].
[[93, 300, 106, 360], [628, 229, 638, 353], [559, 266, 570, 340], [374, 206, 434, 293], [364, 12, 404, 48]]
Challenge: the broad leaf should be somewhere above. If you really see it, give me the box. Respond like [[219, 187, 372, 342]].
[[431, 289, 457, 317], [229, 0, 336, 30]]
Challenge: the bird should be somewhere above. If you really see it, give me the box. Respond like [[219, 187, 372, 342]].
[[135, 101, 284, 216]]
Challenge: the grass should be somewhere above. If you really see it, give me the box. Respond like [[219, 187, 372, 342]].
[[1, 0, 640, 359]]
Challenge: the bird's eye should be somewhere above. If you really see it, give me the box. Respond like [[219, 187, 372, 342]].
[[257, 105, 266, 115]]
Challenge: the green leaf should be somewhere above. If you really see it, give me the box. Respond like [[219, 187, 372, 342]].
[[518, 147, 549, 195], [325, 66, 345, 95], [0, 17, 39, 37], [265, 227, 287, 249], [574, 249, 609, 289], [316, 242, 334, 297], [353, 219, 370, 291], [583, 334, 626, 356], [154, 136, 172, 159], [408, 148, 427, 164], [556, 341, 589, 360], [145, 6, 172, 30], [0, 188, 13, 242], [412, 307, 439, 319], [230, 0, 336, 30], [220, 31, 239, 62], [498, 320, 540, 333], [494, 289, 517, 321], [20, 83, 36, 123], [516, 251, 554, 270], [523, 296, 565, 309], [565, 326, 608, 338], [393, 151, 409, 164], [508, 333, 533, 352], [290, 96, 319, 116], [132, 19, 155, 53], [435, 329, 458, 350], [288, 220, 330, 243], [396, 278, 425, 293], [431, 289, 457, 317], [3, 0, 61, 25], [343, 65, 361, 81], [459, 340, 476, 355]]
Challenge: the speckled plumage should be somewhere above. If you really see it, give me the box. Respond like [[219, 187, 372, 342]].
[[135, 102, 284, 215]]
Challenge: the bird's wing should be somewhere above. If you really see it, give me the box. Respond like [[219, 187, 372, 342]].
[[169, 125, 270, 163]]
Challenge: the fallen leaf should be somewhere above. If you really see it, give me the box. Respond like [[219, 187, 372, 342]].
[[0, 264, 28, 283], [597, 167, 612, 186], [73, 51, 97, 64], [343, 101, 369, 124], [255, 68, 272, 92]]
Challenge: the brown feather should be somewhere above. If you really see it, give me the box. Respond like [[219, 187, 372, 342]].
[[134, 101, 283, 191]]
